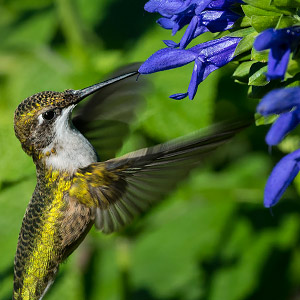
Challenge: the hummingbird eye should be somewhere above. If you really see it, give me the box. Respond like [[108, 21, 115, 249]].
[[42, 110, 55, 121]]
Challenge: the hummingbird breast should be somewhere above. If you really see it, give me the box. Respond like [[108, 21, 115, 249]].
[[13, 170, 94, 300]]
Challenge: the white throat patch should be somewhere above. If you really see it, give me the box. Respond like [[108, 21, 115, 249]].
[[43, 106, 97, 173]]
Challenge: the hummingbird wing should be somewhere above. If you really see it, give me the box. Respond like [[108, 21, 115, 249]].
[[69, 121, 250, 234], [72, 63, 147, 161]]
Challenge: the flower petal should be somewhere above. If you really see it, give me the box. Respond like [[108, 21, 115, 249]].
[[169, 92, 188, 99], [194, 0, 214, 14], [193, 25, 209, 38], [204, 37, 241, 66], [202, 10, 240, 32], [265, 110, 300, 145], [190, 36, 241, 66], [254, 27, 300, 51], [187, 58, 204, 99], [139, 48, 196, 74], [157, 17, 175, 30], [163, 39, 179, 48], [264, 149, 300, 207], [266, 46, 290, 80], [202, 62, 219, 80], [144, 0, 186, 16], [179, 15, 199, 49], [257, 87, 300, 115], [253, 28, 276, 51], [171, 14, 193, 35], [207, 0, 243, 10]]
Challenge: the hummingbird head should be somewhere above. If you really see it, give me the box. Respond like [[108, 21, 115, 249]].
[[14, 90, 80, 156], [14, 71, 138, 165]]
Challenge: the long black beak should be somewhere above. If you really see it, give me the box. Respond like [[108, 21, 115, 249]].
[[71, 70, 138, 103]]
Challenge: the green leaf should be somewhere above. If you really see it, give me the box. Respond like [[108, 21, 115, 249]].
[[286, 59, 300, 77], [242, 4, 282, 17], [271, 0, 300, 7], [248, 63, 269, 86], [243, 0, 295, 14], [255, 113, 278, 126], [233, 31, 257, 56], [227, 27, 256, 38], [251, 48, 269, 62], [276, 16, 300, 28], [234, 52, 252, 62], [278, 135, 300, 153], [251, 15, 281, 32], [233, 61, 256, 83], [234, 16, 252, 28]]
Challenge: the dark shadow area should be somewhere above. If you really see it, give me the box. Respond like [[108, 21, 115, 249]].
[[130, 287, 181, 300], [238, 201, 300, 231], [95, 0, 157, 50], [245, 248, 291, 300], [214, 66, 254, 120], [197, 200, 300, 300], [199, 203, 299, 300]]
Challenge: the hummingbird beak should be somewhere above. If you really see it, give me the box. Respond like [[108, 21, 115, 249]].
[[71, 71, 139, 103]]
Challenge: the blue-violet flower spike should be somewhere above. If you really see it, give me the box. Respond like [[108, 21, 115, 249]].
[[139, 36, 241, 99]]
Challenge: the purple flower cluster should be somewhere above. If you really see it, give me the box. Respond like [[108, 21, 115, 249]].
[[145, 0, 241, 49], [257, 87, 300, 207], [139, 0, 242, 99], [255, 27, 300, 207]]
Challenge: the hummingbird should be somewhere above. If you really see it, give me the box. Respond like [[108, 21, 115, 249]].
[[13, 65, 247, 300]]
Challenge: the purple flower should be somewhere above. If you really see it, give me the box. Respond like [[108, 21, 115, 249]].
[[139, 36, 242, 99], [145, 0, 241, 48], [257, 87, 300, 145], [254, 27, 300, 81], [264, 149, 300, 207], [256, 87, 300, 207], [145, 0, 212, 18], [163, 10, 240, 49]]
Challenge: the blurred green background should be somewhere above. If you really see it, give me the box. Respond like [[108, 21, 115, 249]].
[[1, 1, 300, 299]]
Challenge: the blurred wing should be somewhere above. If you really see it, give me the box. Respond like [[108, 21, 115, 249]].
[[69, 121, 250, 234], [72, 63, 147, 161]]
